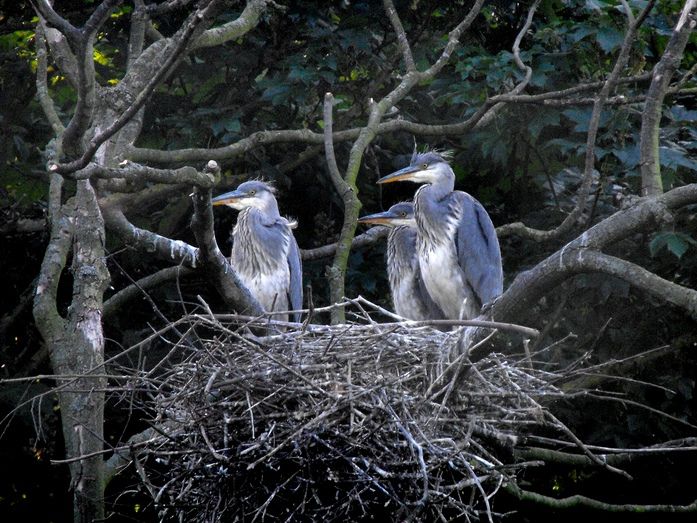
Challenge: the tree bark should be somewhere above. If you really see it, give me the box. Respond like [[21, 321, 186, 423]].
[[639, 0, 697, 196]]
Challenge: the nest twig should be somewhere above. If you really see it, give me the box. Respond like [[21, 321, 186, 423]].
[[126, 302, 563, 522]]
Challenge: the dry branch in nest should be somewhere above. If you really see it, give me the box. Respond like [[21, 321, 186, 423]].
[[126, 303, 574, 522]]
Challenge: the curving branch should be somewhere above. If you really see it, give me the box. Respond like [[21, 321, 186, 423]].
[[639, 0, 697, 196], [45, 0, 123, 155], [504, 481, 697, 513], [301, 227, 389, 261], [34, 24, 65, 135], [383, 0, 416, 72], [193, 0, 273, 49], [469, 183, 697, 360], [497, 0, 657, 241], [568, 250, 697, 317], [51, 0, 224, 175], [325, 0, 486, 323], [103, 266, 194, 317], [189, 162, 264, 315], [75, 161, 217, 186], [33, 174, 72, 344], [102, 204, 201, 268], [29, 0, 81, 44]]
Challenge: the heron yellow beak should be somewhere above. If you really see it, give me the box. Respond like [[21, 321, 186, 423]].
[[357, 210, 397, 225], [211, 189, 245, 206], [376, 165, 422, 184]]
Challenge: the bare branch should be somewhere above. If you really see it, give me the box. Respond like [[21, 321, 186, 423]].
[[32, 174, 72, 344], [563, 250, 697, 318], [504, 481, 697, 513], [471, 183, 697, 358], [51, 0, 224, 174], [322, 93, 346, 194], [193, 0, 272, 49], [30, 0, 80, 43], [102, 204, 200, 268], [300, 227, 388, 261], [34, 24, 65, 135], [640, 0, 697, 196], [103, 266, 194, 317], [189, 162, 264, 315], [383, 0, 415, 72], [75, 161, 217, 186]]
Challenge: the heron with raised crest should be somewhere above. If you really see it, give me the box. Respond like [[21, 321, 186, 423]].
[[377, 151, 503, 320]]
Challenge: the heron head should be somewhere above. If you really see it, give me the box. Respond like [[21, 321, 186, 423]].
[[212, 180, 278, 212], [377, 151, 453, 185], [358, 202, 416, 228]]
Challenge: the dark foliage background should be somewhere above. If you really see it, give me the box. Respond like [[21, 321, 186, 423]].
[[1, 0, 696, 521]]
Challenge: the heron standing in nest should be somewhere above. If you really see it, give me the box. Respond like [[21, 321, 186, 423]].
[[377, 151, 503, 320], [212, 180, 302, 322], [358, 202, 444, 321]]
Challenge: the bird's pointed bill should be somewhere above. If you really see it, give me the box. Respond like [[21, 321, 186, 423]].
[[376, 165, 424, 184], [211, 189, 245, 206], [357, 210, 398, 225]]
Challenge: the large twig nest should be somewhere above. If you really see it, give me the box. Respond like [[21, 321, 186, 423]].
[[133, 307, 558, 522]]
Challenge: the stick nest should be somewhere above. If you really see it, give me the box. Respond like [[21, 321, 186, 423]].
[[133, 311, 559, 522]]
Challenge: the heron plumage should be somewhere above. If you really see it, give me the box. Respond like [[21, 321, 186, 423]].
[[214, 181, 303, 323], [378, 151, 503, 320]]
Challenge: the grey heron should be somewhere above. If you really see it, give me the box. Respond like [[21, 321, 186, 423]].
[[377, 151, 503, 320], [358, 202, 445, 321], [212, 180, 303, 322]]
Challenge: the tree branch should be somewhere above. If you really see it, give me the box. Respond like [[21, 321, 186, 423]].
[[103, 266, 194, 317], [189, 162, 264, 315], [34, 24, 65, 135], [470, 183, 697, 359], [75, 161, 217, 186], [383, 0, 415, 72], [193, 0, 272, 49], [30, 0, 81, 43], [102, 204, 200, 268], [564, 250, 697, 317], [300, 227, 388, 261], [51, 0, 223, 174], [504, 481, 697, 513], [639, 0, 697, 196], [32, 174, 71, 345]]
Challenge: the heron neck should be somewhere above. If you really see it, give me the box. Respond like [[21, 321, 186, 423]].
[[428, 172, 455, 200], [255, 200, 282, 224]]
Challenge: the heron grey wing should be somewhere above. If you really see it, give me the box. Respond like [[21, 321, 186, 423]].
[[287, 233, 303, 323], [453, 192, 504, 307]]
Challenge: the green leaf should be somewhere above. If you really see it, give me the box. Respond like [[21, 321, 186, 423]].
[[210, 117, 240, 136], [649, 232, 697, 259], [659, 145, 697, 171], [612, 144, 640, 168], [596, 27, 623, 52]]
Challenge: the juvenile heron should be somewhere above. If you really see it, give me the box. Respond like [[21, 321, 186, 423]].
[[212, 181, 302, 322], [358, 202, 445, 321], [377, 151, 503, 320]]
